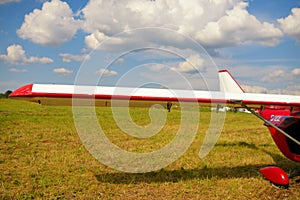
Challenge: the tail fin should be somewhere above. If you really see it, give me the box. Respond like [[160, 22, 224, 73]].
[[218, 70, 244, 93]]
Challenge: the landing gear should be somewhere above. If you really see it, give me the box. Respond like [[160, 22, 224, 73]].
[[241, 104, 300, 188], [260, 166, 300, 189], [260, 167, 289, 188]]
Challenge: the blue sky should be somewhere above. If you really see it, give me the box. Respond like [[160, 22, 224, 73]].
[[0, 0, 299, 94]]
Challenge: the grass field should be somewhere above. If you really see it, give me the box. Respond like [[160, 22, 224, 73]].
[[1, 99, 299, 199]]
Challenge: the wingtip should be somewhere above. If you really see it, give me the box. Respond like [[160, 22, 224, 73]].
[[9, 84, 33, 97]]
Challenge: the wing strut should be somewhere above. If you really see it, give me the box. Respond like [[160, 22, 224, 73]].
[[242, 105, 300, 147]]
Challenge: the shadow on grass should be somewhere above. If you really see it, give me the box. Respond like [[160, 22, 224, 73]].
[[95, 164, 264, 184], [95, 142, 299, 184]]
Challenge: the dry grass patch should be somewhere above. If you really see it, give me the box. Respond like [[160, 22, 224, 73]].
[[1, 99, 299, 199]]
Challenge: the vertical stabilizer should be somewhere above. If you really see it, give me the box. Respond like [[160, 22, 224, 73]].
[[218, 70, 244, 93]]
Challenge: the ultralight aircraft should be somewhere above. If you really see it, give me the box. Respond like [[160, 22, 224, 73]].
[[9, 70, 300, 188]]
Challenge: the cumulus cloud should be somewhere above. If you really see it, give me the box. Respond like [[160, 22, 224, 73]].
[[260, 68, 300, 83], [149, 64, 166, 72], [242, 80, 300, 95], [97, 68, 117, 77], [84, 32, 126, 51], [225, 66, 300, 95], [171, 54, 205, 73], [241, 84, 267, 93], [278, 8, 300, 45], [81, 0, 238, 35], [17, 0, 80, 46], [283, 85, 300, 95], [81, 0, 283, 50], [196, 2, 282, 47], [0, 44, 53, 65], [53, 67, 73, 75], [115, 58, 124, 64], [292, 68, 300, 76], [16, 0, 286, 49], [268, 87, 300, 95], [59, 53, 90, 62], [84, 30, 108, 50], [260, 69, 285, 83]]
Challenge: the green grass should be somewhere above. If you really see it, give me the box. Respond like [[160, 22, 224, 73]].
[[1, 99, 299, 199]]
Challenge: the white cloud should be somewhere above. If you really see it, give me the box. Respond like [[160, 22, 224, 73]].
[[59, 53, 90, 62], [224, 66, 300, 95], [292, 68, 300, 76], [260, 68, 300, 83], [81, 0, 238, 35], [84, 32, 125, 51], [0, 0, 20, 5], [53, 67, 73, 75], [278, 8, 300, 45], [97, 68, 117, 77], [115, 58, 124, 64], [149, 64, 166, 72], [15, 0, 285, 50], [0, 44, 53, 65], [283, 85, 300, 95], [17, 0, 80, 46], [241, 84, 267, 94], [260, 69, 285, 83], [84, 30, 108, 50], [268, 87, 300, 95], [171, 54, 205, 73], [196, 2, 282, 47], [9, 68, 28, 73], [81, 0, 282, 50]]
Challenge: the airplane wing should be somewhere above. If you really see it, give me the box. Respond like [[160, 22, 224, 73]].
[[9, 70, 300, 107], [9, 69, 300, 185]]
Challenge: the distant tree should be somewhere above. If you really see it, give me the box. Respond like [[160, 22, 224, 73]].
[[0, 90, 12, 98], [4, 90, 12, 98]]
